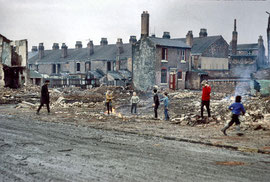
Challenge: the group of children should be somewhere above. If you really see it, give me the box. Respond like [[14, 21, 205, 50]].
[[106, 87, 246, 136]]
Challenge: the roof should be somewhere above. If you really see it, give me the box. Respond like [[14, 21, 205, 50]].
[[191, 69, 208, 75], [87, 70, 105, 79], [149, 37, 190, 48], [175, 36, 223, 54], [0, 34, 12, 43], [108, 71, 125, 80], [118, 69, 132, 79], [229, 43, 259, 51], [28, 43, 132, 64], [29, 70, 43, 78]]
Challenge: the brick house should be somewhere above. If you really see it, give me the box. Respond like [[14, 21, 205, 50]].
[[175, 29, 229, 89]]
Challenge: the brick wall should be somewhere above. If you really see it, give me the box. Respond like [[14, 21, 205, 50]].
[[208, 79, 251, 94]]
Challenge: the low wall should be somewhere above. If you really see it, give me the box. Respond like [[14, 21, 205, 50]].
[[208, 79, 251, 94]]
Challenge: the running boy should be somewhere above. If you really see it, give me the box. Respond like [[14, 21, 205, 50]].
[[221, 95, 245, 136]]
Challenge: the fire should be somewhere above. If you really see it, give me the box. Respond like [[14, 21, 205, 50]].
[[105, 107, 123, 118]]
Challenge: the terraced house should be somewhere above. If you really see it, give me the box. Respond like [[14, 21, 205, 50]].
[[28, 36, 136, 87]]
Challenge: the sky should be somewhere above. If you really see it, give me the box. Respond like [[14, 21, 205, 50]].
[[0, 0, 269, 52]]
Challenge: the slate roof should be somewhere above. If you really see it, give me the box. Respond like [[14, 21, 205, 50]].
[[229, 43, 259, 51], [118, 70, 132, 79], [87, 69, 105, 79], [149, 37, 190, 48], [29, 70, 43, 78], [28, 44, 132, 64], [108, 71, 125, 80], [175, 36, 223, 54]]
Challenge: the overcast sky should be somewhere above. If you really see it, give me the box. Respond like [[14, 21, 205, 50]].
[[0, 0, 269, 52]]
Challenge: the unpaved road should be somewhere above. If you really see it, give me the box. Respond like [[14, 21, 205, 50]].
[[1, 114, 270, 182]]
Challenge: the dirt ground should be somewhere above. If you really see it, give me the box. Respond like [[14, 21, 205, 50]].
[[1, 85, 270, 154]]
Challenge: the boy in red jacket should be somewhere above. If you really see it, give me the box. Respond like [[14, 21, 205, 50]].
[[201, 80, 211, 118]]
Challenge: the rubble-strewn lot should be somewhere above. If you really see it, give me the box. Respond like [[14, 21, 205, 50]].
[[1, 85, 270, 153]]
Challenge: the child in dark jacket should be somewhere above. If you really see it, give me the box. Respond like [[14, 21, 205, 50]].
[[221, 95, 246, 136]]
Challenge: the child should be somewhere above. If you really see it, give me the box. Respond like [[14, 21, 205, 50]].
[[130, 92, 140, 114], [160, 92, 170, 121], [105, 90, 113, 115], [153, 88, 160, 119], [221, 95, 245, 136]]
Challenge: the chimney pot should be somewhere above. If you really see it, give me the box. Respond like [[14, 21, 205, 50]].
[[31, 46, 38, 52], [100, 38, 108, 46], [162, 32, 170, 39], [52, 43, 59, 50], [199, 28, 208, 38], [75, 41, 82, 49], [129, 36, 137, 44]]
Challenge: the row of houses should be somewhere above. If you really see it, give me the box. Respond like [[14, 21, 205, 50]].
[[2, 11, 269, 91]]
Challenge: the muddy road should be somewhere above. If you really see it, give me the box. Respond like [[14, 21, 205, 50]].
[[1, 114, 270, 182]]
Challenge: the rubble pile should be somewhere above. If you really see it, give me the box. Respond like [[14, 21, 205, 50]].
[[1, 85, 270, 130]]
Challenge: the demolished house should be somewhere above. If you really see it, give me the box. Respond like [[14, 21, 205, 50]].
[[0, 34, 29, 88], [28, 37, 135, 87], [133, 11, 191, 91]]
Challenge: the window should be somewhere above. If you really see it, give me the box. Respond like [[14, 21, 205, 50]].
[[85, 62, 91, 71], [76, 63, 80, 72], [107, 61, 111, 71], [181, 50, 185, 61], [248, 50, 252, 55], [52, 64, 56, 74], [57, 64, 61, 74], [162, 48, 168, 60], [177, 71, 182, 80], [161, 69, 167, 83]]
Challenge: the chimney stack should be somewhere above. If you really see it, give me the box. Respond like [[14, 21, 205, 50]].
[[231, 19, 238, 55], [75, 41, 82, 49], [186, 31, 193, 47], [100, 38, 108, 46], [162, 32, 170, 39], [38, 43, 44, 59], [258, 35, 264, 47], [141, 11, 149, 38], [129, 36, 137, 44], [199, 28, 208, 38], [87, 40, 94, 55], [61, 43, 68, 58], [32, 46, 38, 52], [52, 43, 59, 50], [116, 38, 124, 55]]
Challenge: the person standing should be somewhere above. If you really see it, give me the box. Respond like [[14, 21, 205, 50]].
[[160, 92, 170, 120], [105, 90, 113, 115], [37, 80, 50, 114], [153, 88, 160, 119], [201, 80, 211, 118], [130, 92, 140, 114], [221, 95, 245, 136]]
